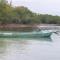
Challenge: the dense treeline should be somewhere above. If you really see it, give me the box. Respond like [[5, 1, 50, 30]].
[[0, 0, 60, 24]]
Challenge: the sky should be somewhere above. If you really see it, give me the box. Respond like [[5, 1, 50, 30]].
[[8, 0, 60, 16]]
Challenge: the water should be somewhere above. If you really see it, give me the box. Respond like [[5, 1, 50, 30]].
[[0, 33, 60, 60]]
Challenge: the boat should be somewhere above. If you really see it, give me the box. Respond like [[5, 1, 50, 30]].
[[0, 30, 53, 38]]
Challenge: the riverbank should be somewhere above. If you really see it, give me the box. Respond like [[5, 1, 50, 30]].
[[0, 24, 60, 31], [0, 24, 37, 31]]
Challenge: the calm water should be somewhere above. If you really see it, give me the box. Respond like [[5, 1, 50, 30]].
[[0, 33, 60, 60]]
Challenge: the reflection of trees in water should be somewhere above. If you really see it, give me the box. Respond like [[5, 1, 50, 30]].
[[0, 38, 52, 55], [3, 39, 31, 54], [0, 38, 52, 60], [10, 40, 30, 51], [2, 38, 31, 50], [0, 39, 31, 58], [0, 40, 7, 54]]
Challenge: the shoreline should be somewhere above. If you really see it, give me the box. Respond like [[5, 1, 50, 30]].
[[0, 24, 60, 31]]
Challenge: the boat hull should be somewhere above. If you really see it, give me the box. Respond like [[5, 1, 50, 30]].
[[0, 31, 52, 38]]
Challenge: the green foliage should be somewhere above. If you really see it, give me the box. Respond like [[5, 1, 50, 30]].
[[0, 0, 60, 24]]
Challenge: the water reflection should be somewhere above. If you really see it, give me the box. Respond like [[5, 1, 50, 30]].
[[0, 40, 7, 54], [0, 36, 60, 60], [0, 38, 52, 60]]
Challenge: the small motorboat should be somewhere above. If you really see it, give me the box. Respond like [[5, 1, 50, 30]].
[[0, 30, 53, 38]]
